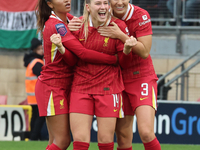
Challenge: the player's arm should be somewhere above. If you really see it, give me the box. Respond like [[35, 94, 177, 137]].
[[116, 31, 152, 59], [135, 35, 152, 59], [118, 51, 132, 69], [49, 33, 78, 66], [117, 36, 135, 69], [98, 22, 128, 41], [98, 22, 151, 59], [111, 28, 151, 59], [68, 16, 83, 32], [68, 17, 119, 64], [50, 33, 117, 65], [62, 49, 78, 66], [109, 22, 134, 69]]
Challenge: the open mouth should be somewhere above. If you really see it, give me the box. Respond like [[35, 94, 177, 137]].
[[65, 3, 71, 8], [98, 12, 106, 17]]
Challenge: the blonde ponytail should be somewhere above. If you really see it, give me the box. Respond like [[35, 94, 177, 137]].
[[82, 0, 91, 41]]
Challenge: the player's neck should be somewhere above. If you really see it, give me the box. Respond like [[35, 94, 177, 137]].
[[114, 13, 124, 20], [54, 12, 68, 24]]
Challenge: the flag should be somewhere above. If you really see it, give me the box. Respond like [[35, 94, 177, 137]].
[[0, 0, 38, 49]]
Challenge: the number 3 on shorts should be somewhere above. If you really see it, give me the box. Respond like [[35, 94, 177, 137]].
[[141, 83, 148, 96]]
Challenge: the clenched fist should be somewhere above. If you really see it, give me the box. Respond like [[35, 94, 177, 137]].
[[50, 34, 65, 54], [123, 36, 137, 55]]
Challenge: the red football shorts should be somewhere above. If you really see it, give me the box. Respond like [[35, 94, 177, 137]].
[[70, 92, 124, 118], [123, 75, 158, 115], [35, 79, 70, 117]]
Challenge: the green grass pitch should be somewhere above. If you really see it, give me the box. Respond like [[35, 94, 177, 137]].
[[0, 141, 200, 150]]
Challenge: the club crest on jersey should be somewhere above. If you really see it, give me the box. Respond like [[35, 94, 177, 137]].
[[55, 23, 67, 36], [103, 37, 109, 47]]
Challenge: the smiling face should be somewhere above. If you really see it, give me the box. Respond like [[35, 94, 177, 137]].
[[109, 0, 129, 19], [86, 0, 110, 27]]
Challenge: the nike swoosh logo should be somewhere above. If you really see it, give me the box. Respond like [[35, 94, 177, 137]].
[[114, 109, 118, 112], [79, 39, 85, 41], [140, 97, 148, 101]]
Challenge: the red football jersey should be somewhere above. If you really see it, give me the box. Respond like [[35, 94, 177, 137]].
[[39, 12, 120, 90], [39, 12, 77, 90], [71, 16, 129, 94], [118, 4, 157, 80], [66, 13, 74, 20]]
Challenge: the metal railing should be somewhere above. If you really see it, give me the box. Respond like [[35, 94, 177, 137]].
[[182, 0, 200, 23], [133, 0, 176, 22], [70, 0, 200, 26], [157, 49, 200, 101], [152, 25, 200, 53]]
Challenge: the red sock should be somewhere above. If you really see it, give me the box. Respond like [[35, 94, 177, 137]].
[[48, 143, 61, 150], [117, 146, 133, 150], [46, 145, 49, 150], [98, 142, 114, 150], [73, 141, 89, 150], [143, 138, 161, 150]]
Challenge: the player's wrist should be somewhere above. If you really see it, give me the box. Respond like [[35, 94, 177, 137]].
[[57, 46, 65, 54], [123, 47, 132, 55]]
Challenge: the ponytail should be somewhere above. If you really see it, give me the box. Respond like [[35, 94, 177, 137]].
[[35, 0, 52, 37], [83, 0, 91, 41]]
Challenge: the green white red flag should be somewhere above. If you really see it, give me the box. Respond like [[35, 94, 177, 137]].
[[0, 0, 39, 49]]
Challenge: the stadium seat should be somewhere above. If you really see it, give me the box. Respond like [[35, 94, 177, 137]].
[[0, 95, 7, 105]]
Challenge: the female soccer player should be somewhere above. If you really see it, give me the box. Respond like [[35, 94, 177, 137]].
[[35, 0, 130, 150], [97, 0, 161, 150], [52, 0, 134, 150]]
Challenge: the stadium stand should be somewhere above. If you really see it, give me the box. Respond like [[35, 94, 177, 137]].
[[71, 0, 200, 26], [182, 0, 200, 26]]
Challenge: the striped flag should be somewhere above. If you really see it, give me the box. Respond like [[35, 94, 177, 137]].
[[0, 0, 38, 49]]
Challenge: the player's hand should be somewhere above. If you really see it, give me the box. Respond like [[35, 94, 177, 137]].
[[68, 16, 83, 31], [123, 36, 137, 55], [50, 34, 65, 54], [98, 22, 122, 38]]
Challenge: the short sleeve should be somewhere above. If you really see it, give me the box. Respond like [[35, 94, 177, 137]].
[[134, 9, 153, 38]]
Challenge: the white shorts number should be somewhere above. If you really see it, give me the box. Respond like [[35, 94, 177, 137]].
[[141, 83, 148, 96], [112, 94, 119, 107]]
